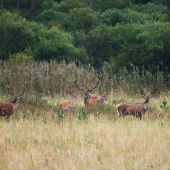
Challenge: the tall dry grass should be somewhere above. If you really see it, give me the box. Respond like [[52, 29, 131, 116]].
[[0, 90, 170, 169], [0, 60, 170, 169], [0, 60, 168, 97]]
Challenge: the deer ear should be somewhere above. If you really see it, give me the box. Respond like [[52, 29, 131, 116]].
[[149, 95, 153, 99], [17, 95, 23, 100], [141, 94, 146, 99], [10, 95, 15, 99]]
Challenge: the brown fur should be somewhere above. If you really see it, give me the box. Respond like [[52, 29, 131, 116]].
[[86, 93, 107, 107], [0, 102, 14, 118], [74, 80, 99, 105], [59, 93, 76, 111], [117, 88, 156, 119], [0, 88, 24, 121]]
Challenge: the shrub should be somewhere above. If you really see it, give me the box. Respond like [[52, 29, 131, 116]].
[[8, 53, 34, 66], [0, 10, 87, 64], [130, 3, 167, 21], [62, 7, 98, 33], [57, 0, 86, 13], [87, 0, 132, 11], [34, 10, 66, 24], [98, 8, 150, 27]]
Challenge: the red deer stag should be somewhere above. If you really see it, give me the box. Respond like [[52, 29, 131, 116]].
[[116, 88, 156, 119], [86, 93, 107, 106], [0, 87, 25, 121], [74, 80, 99, 105], [59, 92, 76, 111]]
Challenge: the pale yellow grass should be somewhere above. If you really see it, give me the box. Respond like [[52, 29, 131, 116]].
[[0, 92, 170, 169]]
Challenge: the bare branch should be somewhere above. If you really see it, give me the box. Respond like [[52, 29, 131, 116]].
[[26, 0, 44, 20], [17, 0, 20, 12], [166, 0, 170, 21]]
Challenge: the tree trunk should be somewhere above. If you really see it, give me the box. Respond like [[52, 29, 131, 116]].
[[166, 0, 170, 21], [26, 0, 44, 20], [17, 0, 20, 12]]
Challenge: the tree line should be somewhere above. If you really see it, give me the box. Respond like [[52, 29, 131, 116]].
[[0, 0, 170, 74]]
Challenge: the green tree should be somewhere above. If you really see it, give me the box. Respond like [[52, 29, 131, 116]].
[[56, 0, 86, 13], [0, 0, 55, 19], [86, 0, 132, 11], [114, 22, 170, 72], [0, 10, 87, 63], [98, 8, 150, 27], [62, 7, 98, 33]]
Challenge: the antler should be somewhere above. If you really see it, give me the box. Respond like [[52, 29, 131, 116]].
[[74, 81, 85, 91], [17, 88, 25, 97], [88, 80, 99, 92], [150, 88, 156, 96], [7, 87, 15, 97], [140, 87, 146, 97]]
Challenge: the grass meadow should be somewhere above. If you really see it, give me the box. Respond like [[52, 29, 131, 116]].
[[0, 91, 170, 170], [0, 61, 170, 169]]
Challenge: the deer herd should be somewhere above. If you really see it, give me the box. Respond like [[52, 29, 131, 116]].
[[0, 80, 156, 121], [59, 80, 156, 120]]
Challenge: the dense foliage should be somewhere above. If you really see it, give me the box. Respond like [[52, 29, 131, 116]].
[[0, 0, 170, 73]]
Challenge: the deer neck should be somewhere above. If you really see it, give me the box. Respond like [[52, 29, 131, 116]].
[[143, 98, 150, 111], [100, 97, 105, 104], [84, 93, 90, 104], [70, 97, 75, 107], [87, 93, 91, 99], [11, 98, 19, 111]]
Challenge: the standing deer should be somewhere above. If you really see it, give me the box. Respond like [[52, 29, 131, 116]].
[[0, 87, 25, 121], [86, 93, 107, 106], [116, 88, 156, 119], [59, 92, 76, 111], [74, 80, 99, 105]]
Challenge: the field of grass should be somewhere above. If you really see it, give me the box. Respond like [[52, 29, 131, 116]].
[[0, 90, 170, 170]]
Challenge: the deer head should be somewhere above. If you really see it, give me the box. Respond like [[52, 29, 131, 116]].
[[74, 80, 99, 104]]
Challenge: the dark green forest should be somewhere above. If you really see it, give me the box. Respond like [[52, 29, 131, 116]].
[[0, 0, 170, 74]]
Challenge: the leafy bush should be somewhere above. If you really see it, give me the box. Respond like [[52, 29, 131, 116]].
[[8, 53, 34, 66], [86, 0, 132, 11], [35, 10, 66, 24], [79, 20, 170, 71], [76, 108, 88, 121], [98, 8, 150, 27], [0, 10, 42, 60], [114, 22, 170, 71], [0, 0, 55, 19], [130, 3, 167, 21], [131, 3, 166, 14], [57, 0, 86, 13], [62, 7, 98, 33], [160, 99, 169, 110], [0, 10, 87, 64], [34, 27, 87, 63]]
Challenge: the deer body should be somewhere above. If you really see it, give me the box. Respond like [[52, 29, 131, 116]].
[[74, 80, 99, 105], [0, 102, 14, 116], [86, 93, 107, 107], [59, 93, 76, 111], [117, 88, 155, 119], [0, 88, 24, 121], [88, 94, 97, 100]]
